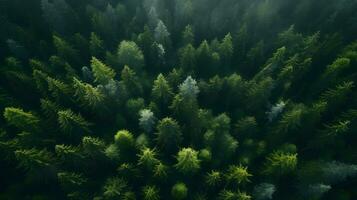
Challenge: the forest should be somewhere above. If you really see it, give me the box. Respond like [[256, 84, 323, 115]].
[[0, 0, 357, 199]]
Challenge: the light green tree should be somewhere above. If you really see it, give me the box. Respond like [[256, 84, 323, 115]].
[[91, 57, 116, 85]]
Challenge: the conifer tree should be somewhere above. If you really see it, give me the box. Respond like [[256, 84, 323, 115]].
[[152, 74, 174, 106], [117, 41, 145, 71], [47, 76, 71, 103], [179, 44, 196, 72], [3, 107, 40, 132], [264, 151, 298, 175], [142, 185, 160, 200], [137, 147, 160, 170], [121, 65, 143, 97], [91, 57, 116, 85], [154, 20, 171, 48], [73, 77, 105, 109], [225, 164, 252, 185], [58, 109, 91, 135], [139, 109, 157, 133], [90, 32, 105, 57], [15, 148, 54, 171], [53, 35, 78, 63], [156, 117, 182, 152], [219, 33, 233, 68], [182, 25, 194, 45], [171, 182, 188, 200], [175, 147, 200, 174]]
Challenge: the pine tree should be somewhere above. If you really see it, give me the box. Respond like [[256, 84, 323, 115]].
[[225, 165, 252, 185], [156, 117, 182, 152], [204, 114, 238, 165], [321, 81, 354, 113], [179, 76, 199, 100], [182, 25, 194, 45], [47, 76, 71, 103], [267, 101, 286, 122], [3, 107, 40, 132], [114, 130, 136, 155], [171, 182, 188, 200], [139, 109, 157, 133], [154, 20, 171, 48], [53, 35, 78, 63], [205, 170, 222, 187], [89, 32, 105, 57], [264, 151, 298, 175], [57, 109, 91, 135], [73, 77, 105, 109], [151, 74, 174, 107], [15, 148, 54, 171], [117, 41, 145, 71], [175, 147, 200, 174], [33, 69, 50, 95], [40, 98, 61, 123], [137, 147, 160, 170], [142, 185, 160, 200], [121, 65, 143, 97], [179, 44, 196, 72], [91, 57, 116, 85], [196, 40, 215, 76], [57, 171, 88, 193], [102, 177, 128, 199], [219, 33, 233, 68]]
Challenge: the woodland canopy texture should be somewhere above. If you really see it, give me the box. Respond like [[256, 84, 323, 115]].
[[0, 0, 357, 199]]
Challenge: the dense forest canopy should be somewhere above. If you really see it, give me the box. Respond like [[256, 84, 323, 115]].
[[0, 0, 357, 199]]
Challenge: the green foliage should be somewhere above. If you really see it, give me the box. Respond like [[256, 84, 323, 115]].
[[205, 170, 222, 187], [151, 74, 174, 106], [204, 114, 238, 165], [219, 33, 233, 66], [90, 32, 105, 57], [139, 109, 157, 133], [154, 20, 171, 48], [179, 44, 196, 71], [121, 65, 143, 97], [73, 77, 105, 109], [218, 190, 251, 200], [235, 116, 258, 138], [117, 41, 144, 71], [4, 107, 39, 131], [15, 148, 54, 171], [57, 171, 88, 191], [91, 57, 116, 85], [137, 147, 160, 170], [53, 35, 78, 62], [179, 76, 199, 100], [47, 76, 71, 102], [114, 130, 135, 151], [175, 147, 200, 174], [102, 177, 128, 199], [277, 104, 306, 133], [142, 185, 160, 200], [171, 182, 188, 200], [1, 1, 357, 199], [182, 25, 194, 45], [264, 151, 298, 175], [58, 109, 91, 134], [156, 117, 182, 152], [225, 165, 252, 185], [153, 162, 169, 179]]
